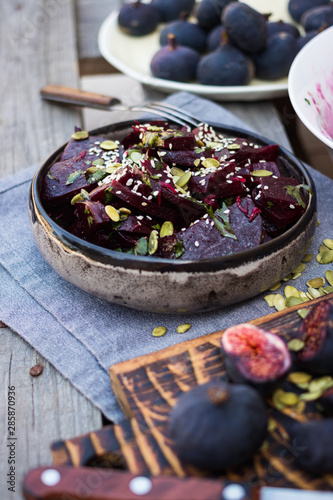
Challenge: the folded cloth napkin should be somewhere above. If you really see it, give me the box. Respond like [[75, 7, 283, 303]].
[[0, 91, 332, 423]]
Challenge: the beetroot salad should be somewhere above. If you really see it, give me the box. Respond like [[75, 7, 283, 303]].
[[41, 121, 310, 259]]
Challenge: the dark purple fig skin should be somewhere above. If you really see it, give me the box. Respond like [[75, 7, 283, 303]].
[[118, 1, 160, 36], [150, 37, 200, 83], [288, 0, 330, 23], [267, 20, 300, 38], [196, 0, 235, 30], [300, 4, 333, 32], [222, 2, 267, 54], [159, 20, 207, 53], [296, 301, 333, 375], [252, 33, 298, 81], [169, 381, 268, 471], [207, 24, 227, 52], [179, 197, 263, 259], [221, 323, 292, 394], [152, 0, 195, 22], [289, 419, 333, 474]]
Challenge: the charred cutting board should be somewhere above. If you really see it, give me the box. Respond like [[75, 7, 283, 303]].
[[52, 294, 333, 491]]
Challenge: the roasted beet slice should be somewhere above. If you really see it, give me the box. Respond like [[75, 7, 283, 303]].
[[111, 180, 178, 223], [252, 176, 306, 228], [221, 323, 291, 393], [155, 234, 180, 259], [73, 200, 111, 235], [60, 135, 106, 161], [89, 183, 113, 203], [42, 160, 97, 207], [179, 198, 264, 259], [252, 161, 280, 177], [160, 130, 196, 150], [118, 215, 153, 235], [296, 301, 333, 375], [189, 160, 246, 198], [160, 149, 216, 168]]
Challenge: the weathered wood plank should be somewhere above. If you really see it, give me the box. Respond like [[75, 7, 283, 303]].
[[0, 0, 82, 177], [0, 327, 102, 500], [76, 0, 121, 74]]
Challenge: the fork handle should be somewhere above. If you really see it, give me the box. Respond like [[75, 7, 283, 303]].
[[40, 84, 121, 110]]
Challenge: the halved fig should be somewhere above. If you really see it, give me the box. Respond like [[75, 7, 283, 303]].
[[296, 301, 333, 374], [221, 323, 292, 392]]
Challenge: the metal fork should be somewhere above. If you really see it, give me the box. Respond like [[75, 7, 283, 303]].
[[40, 85, 201, 128]]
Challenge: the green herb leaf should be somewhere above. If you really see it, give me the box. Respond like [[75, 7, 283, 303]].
[[284, 185, 308, 209], [86, 169, 109, 184], [209, 204, 237, 240], [174, 240, 184, 259], [134, 237, 148, 256], [66, 169, 82, 185]]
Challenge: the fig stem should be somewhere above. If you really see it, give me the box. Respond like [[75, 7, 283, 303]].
[[208, 386, 229, 406], [167, 34, 177, 51]]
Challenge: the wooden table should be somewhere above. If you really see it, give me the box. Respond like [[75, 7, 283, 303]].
[[0, 2, 300, 498]]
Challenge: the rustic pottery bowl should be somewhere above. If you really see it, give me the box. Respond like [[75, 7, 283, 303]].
[[28, 120, 317, 314]]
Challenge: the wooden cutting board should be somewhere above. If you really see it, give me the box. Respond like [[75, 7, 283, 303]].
[[52, 294, 333, 491]]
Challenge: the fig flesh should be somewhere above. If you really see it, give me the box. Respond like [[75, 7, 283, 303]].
[[296, 301, 333, 375], [169, 381, 267, 471], [221, 324, 292, 391]]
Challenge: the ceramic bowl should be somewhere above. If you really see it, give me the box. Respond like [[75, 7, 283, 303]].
[[288, 26, 333, 150], [29, 120, 317, 314]]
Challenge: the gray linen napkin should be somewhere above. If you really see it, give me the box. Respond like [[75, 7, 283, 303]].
[[0, 92, 332, 423]]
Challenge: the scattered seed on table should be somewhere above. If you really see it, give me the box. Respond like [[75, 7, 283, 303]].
[[274, 294, 286, 311], [264, 294, 276, 307], [291, 262, 306, 274], [152, 326, 167, 337], [284, 285, 300, 299], [270, 282, 281, 291], [297, 308, 310, 319], [287, 338, 305, 352], [302, 253, 313, 263], [323, 238, 333, 249], [177, 323, 191, 334], [286, 296, 304, 308], [325, 270, 333, 286], [306, 277, 326, 288]]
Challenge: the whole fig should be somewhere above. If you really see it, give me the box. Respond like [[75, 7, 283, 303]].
[[118, 0, 160, 36], [169, 381, 268, 471]]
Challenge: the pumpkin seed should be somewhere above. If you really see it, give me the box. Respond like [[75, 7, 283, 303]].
[[299, 292, 309, 301], [286, 296, 304, 308], [176, 171, 192, 188], [272, 389, 286, 410], [194, 159, 201, 167], [130, 151, 144, 164], [105, 205, 120, 222], [119, 207, 131, 215], [291, 272, 302, 280], [306, 277, 325, 288], [106, 165, 121, 174], [160, 221, 174, 238], [297, 308, 310, 319], [323, 285, 333, 294], [278, 391, 300, 406], [288, 372, 312, 386], [148, 230, 158, 255], [294, 400, 306, 414], [284, 286, 300, 299], [70, 193, 85, 205], [251, 170, 273, 177], [264, 294, 276, 307], [206, 141, 222, 148], [300, 390, 323, 401], [283, 273, 292, 282], [270, 282, 281, 291], [325, 270, 333, 286], [71, 130, 89, 140], [100, 140, 118, 150], [202, 158, 220, 169], [308, 376, 333, 394], [227, 143, 240, 150], [319, 244, 328, 253], [92, 158, 104, 166], [171, 167, 185, 177], [147, 125, 163, 131], [318, 249, 333, 264], [267, 419, 277, 432], [177, 323, 191, 334], [196, 139, 204, 147], [273, 294, 286, 311], [292, 262, 306, 274], [152, 326, 167, 337], [323, 238, 333, 249], [302, 253, 313, 263], [287, 338, 305, 352], [307, 286, 322, 299]]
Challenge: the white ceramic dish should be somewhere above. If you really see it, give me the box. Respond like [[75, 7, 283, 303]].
[[289, 26, 333, 150], [98, 0, 295, 102]]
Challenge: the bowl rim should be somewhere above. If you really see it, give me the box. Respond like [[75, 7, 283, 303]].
[[288, 26, 333, 150], [30, 119, 317, 273]]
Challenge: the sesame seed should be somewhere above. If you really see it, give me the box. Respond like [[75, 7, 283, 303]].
[[194, 241, 199, 247], [290, 204, 295, 209]]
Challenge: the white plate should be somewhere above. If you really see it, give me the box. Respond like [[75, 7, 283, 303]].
[[98, 0, 296, 102], [288, 26, 333, 150]]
